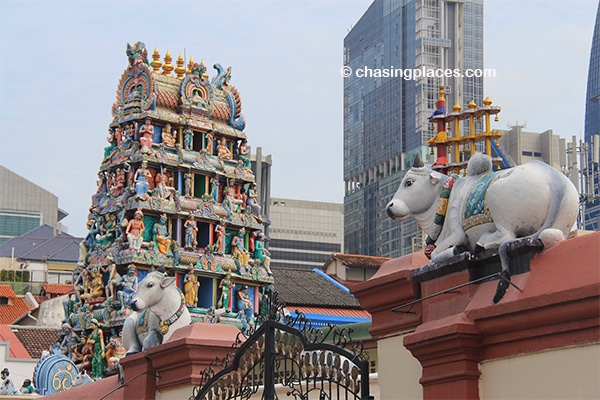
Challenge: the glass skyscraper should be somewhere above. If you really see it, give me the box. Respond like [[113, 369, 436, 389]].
[[343, 0, 484, 257], [583, 1, 600, 231]]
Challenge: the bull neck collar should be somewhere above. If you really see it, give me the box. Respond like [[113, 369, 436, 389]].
[[159, 291, 186, 335]]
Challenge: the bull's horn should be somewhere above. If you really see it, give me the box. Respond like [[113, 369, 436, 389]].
[[412, 153, 424, 168]]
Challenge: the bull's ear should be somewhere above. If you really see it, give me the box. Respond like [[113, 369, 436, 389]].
[[429, 171, 442, 185], [160, 276, 176, 288]]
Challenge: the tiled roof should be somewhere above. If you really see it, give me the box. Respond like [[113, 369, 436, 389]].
[[20, 237, 81, 262], [0, 284, 35, 324], [42, 283, 75, 296], [0, 324, 31, 358], [272, 268, 361, 308], [328, 253, 391, 269], [0, 224, 80, 261], [11, 326, 61, 358], [21, 224, 73, 239], [0, 284, 18, 298]]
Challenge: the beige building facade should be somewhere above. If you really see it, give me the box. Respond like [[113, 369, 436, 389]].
[[268, 198, 343, 270], [498, 125, 567, 169]]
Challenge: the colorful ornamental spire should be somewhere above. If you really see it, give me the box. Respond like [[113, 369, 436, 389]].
[[41, 41, 273, 389]]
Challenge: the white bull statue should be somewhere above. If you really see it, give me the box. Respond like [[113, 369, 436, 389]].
[[122, 270, 191, 355], [386, 153, 579, 302]]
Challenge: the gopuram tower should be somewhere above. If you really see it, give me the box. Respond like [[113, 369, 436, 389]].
[[74, 41, 271, 334]]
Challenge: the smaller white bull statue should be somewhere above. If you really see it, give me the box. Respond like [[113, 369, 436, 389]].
[[386, 153, 579, 302], [122, 270, 191, 355], [72, 371, 93, 387]]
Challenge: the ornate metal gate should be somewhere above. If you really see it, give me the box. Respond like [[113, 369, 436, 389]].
[[190, 293, 372, 400]]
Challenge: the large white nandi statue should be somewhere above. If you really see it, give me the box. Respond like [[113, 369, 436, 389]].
[[122, 270, 191, 355], [386, 153, 579, 302]]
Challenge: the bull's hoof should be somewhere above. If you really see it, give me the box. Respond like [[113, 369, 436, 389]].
[[452, 245, 470, 255], [493, 270, 511, 303], [473, 244, 485, 253]]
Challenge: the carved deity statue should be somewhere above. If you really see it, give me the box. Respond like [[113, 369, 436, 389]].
[[126, 210, 145, 250], [161, 123, 177, 148], [139, 118, 155, 154]]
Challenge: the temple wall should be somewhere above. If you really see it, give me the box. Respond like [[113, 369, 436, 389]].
[[377, 333, 422, 400], [479, 344, 600, 400], [156, 386, 192, 399]]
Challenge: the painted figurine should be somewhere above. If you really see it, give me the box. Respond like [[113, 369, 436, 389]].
[[231, 229, 250, 272], [157, 171, 177, 201], [134, 161, 152, 200], [238, 139, 251, 169], [218, 273, 232, 309], [118, 264, 138, 308], [214, 223, 225, 254], [161, 123, 177, 147], [236, 285, 254, 330], [102, 262, 121, 301], [184, 127, 193, 150], [184, 214, 198, 249], [183, 266, 200, 307], [216, 137, 233, 160], [88, 319, 105, 380], [205, 132, 214, 154], [139, 118, 155, 154], [254, 232, 272, 275], [184, 171, 193, 197], [246, 183, 262, 221], [153, 214, 171, 255], [126, 209, 145, 250]]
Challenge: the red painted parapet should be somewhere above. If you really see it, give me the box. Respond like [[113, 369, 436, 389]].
[[352, 232, 600, 400]]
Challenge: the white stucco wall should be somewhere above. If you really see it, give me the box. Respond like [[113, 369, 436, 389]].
[[377, 333, 422, 400], [0, 342, 39, 390], [480, 343, 600, 399]]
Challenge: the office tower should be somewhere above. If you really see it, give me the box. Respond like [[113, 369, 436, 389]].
[[343, 0, 484, 257], [583, 1, 600, 231]]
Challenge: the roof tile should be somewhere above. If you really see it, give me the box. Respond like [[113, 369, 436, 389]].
[[272, 268, 361, 308], [42, 283, 75, 296], [11, 326, 61, 358], [0, 285, 35, 324]]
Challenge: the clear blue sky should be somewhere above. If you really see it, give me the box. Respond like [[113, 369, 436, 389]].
[[0, 0, 597, 237]]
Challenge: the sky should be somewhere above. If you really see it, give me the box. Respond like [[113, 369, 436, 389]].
[[0, 0, 597, 238]]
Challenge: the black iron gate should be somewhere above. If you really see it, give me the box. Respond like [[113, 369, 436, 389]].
[[190, 293, 372, 400]]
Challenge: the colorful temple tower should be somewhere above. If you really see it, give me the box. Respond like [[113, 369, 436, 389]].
[[69, 41, 271, 344]]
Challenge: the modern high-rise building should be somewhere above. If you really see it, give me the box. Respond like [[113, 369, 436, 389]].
[[343, 0, 484, 257], [583, 1, 600, 231]]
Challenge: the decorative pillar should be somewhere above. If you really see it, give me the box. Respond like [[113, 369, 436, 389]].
[[404, 317, 482, 400]]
